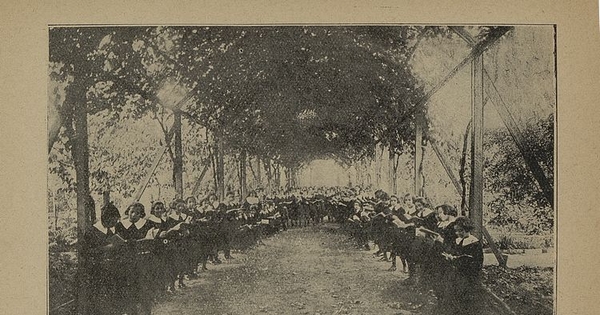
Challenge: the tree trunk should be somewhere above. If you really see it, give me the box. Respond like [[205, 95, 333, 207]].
[[173, 111, 184, 199], [70, 87, 92, 315]]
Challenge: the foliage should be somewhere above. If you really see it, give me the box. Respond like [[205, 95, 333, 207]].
[[49, 251, 77, 311], [48, 25, 553, 229], [482, 265, 553, 315], [484, 113, 554, 234]]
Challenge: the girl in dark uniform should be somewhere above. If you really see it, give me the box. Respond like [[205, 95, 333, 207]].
[[115, 203, 153, 241], [440, 216, 484, 315], [81, 202, 124, 315], [165, 199, 190, 290], [430, 204, 459, 305], [115, 203, 154, 314], [147, 201, 170, 295], [147, 201, 169, 235]]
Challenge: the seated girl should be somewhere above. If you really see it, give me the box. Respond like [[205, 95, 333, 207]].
[[439, 216, 484, 315], [115, 202, 153, 241], [81, 202, 125, 315]]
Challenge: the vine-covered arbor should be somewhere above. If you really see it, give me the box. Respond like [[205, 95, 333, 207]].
[[48, 25, 555, 313]]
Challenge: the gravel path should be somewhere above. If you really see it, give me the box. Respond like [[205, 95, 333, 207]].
[[152, 224, 501, 315]]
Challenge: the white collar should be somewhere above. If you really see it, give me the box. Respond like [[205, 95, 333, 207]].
[[419, 208, 433, 217], [93, 221, 115, 235], [147, 215, 162, 223], [456, 234, 479, 246], [438, 216, 456, 228], [169, 212, 186, 221], [134, 218, 147, 229], [120, 219, 133, 229]]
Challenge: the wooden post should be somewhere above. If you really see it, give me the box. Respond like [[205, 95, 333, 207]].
[[173, 111, 184, 199], [414, 113, 424, 197], [469, 55, 485, 241]]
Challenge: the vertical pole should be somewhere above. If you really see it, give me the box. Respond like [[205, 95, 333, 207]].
[[173, 111, 184, 199], [414, 113, 424, 197], [469, 55, 485, 240]]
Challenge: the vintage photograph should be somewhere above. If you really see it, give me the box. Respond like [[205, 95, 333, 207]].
[[47, 25, 555, 314]]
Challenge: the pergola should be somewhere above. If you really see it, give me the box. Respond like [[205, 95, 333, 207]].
[[48, 25, 554, 313]]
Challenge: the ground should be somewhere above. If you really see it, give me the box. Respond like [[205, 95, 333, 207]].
[[152, 224, 553, 315]]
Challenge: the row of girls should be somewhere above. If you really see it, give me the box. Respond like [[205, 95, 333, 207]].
[[345, 190, 485, 315], [80, 191, 277, 315]]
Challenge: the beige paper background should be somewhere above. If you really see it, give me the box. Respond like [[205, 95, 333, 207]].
[[1, 0, 599, 313]]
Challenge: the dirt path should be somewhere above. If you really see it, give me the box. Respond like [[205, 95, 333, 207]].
[[152, 224, 482, 315]]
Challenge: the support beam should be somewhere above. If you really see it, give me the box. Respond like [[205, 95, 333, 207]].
[[469, 54, 485, 241], [132, 127, 175, 203], [191, 162, 211, 197], [430, 140, 463, 195], [133, 149, 167, 202]]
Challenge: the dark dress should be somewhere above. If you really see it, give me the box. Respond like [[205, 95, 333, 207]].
[[430, 220, 458, 300], [81, 223, 126, 315], [146, 215, 170, 294], [440, 235, 484, 315], [165, 213, 188, 282]]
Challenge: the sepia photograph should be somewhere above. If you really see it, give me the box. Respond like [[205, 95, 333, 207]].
[[47, 25, 555, 315]]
